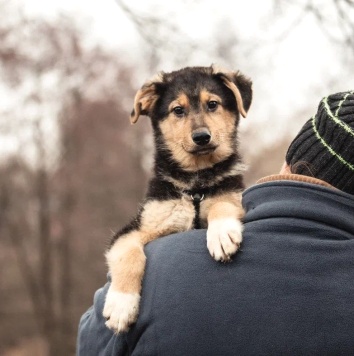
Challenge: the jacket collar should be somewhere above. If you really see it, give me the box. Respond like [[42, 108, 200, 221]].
[[256, 174, 336, 190]]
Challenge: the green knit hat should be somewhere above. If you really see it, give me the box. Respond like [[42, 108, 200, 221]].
[[286, 91, 354, 194]]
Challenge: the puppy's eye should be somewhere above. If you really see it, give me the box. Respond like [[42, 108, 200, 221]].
[[207, 101, 218, 111], [173, 106, 185, 117]]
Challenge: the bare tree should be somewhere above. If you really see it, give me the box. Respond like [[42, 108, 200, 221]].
[[0, 4, 149, 354], [271, 0, 354, 52]]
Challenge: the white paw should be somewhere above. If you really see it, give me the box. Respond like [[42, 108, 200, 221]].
[[103, 288, 140, 333], [207, 218, 243, 262]]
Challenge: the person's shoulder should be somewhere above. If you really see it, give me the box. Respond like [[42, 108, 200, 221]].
[[145, 229, 207, 254], [143, 229, 214, 278]]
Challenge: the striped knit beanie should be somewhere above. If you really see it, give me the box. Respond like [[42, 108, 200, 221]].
[[286, 91, 354, 194]]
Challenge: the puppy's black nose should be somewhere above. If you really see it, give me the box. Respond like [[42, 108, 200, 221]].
[[192, 130, 211, 146]]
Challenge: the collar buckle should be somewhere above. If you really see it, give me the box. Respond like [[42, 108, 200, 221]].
[[190, 193, 204, 202]]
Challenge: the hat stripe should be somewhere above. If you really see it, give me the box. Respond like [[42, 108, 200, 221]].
[[311, 115, 354, 171], [335, 91, 353, 116], [323, 92, 354, 137]]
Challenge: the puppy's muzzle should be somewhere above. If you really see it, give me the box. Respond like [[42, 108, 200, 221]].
[[192, 128, 211, 146]]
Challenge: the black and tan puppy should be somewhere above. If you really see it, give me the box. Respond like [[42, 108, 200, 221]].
[[103, 65, 252, 333]]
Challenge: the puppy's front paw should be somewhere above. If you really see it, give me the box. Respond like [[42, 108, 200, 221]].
[[207, 218, 243, 262], [103, 287, 140, 333]]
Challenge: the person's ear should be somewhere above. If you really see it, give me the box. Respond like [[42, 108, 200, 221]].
[[280, 161, 292, 174]]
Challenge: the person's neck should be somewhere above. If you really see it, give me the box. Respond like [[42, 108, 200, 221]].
[[256, 174, 336, 190]]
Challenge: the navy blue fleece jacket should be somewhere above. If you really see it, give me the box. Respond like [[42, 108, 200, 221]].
[[77, 178, 354, 355]]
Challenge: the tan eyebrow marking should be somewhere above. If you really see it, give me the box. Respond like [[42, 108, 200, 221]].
[[200, 89, 222, 106], [168, 92, 190, 112]]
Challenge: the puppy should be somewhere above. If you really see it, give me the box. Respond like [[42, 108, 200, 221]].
[[103, 65, 252, 333]]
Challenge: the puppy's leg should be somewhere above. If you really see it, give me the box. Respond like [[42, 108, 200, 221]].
[[104, 197, 195, 333], [201, 192, 245, 262], [104, 231, 146, 333]]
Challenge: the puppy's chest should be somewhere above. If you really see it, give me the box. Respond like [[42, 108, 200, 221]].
[[141, 193, 208, 234], [143, 174, 234, 233]]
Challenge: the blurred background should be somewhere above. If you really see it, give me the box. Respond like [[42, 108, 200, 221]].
[[0, 0, 353, 354]]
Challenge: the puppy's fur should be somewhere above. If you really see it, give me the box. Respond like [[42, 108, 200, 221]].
[[103, 65, 252, 333]]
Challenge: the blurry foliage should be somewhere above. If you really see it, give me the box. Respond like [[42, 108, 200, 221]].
[[0, 2, 149, 355]]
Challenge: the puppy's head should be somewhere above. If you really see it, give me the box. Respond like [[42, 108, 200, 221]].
[[130, 65, 252, 171]]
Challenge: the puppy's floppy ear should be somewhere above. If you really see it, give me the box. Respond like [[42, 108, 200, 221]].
[[130, 72, 164, 124], [212, 65, 253, 118]]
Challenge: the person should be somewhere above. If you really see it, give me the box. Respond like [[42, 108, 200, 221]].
[[77, 91, 354, 355]]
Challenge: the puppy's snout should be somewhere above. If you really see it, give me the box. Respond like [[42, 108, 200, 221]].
[[192, 129, 211, 146]]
